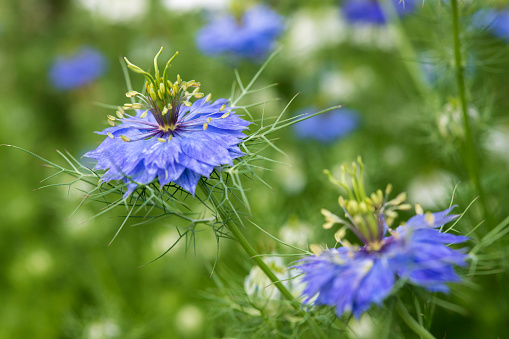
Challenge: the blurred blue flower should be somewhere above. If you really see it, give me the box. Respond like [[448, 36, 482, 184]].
[[342, 0, 418, 25], [293, 108, 359, 143], [296, 208, 468, 318], [49, 47, 106, 90], [196, 5, 284, 61], [84, 97, 249, 198], [472, 8, 509, 41]]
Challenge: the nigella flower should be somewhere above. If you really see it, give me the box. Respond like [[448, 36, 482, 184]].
[[196, 5, 284, 61], [295, 160, 469, 318], [293, 107, 359, 143], [84, 50, 250, 198], [49, 47, 106, 90], [471, 8, 509, 41], [342, 0, 418, 25]]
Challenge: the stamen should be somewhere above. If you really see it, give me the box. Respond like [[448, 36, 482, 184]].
[[220, 112, 230, 119], [107, 120, 115, 126], [140, 110, 148, 119], [220, 104, 226, 111], [425, 212, 435, 226], [415, 203, 424, 215], [205, 93, 212, 102], [107, 115, 116, 121], [183, 101, 192, 107], [116, 107, 125, 119], [107, 131, 114, 139], [203, 123, 208, 130], [157, 138, 166, 142], [120, 135, 131, 142]]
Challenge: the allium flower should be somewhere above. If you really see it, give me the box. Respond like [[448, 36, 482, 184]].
[[293, 107, 359, 143], [49, 47, 106, 90], [472, 8, 509, 41], [295, 160, 469, 318], [342, 0, 418, 25], [84, 50, 250, 198], [196, 5, 284, 61]]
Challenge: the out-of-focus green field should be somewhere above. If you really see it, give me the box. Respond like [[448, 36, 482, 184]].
[[1, 1, 508, 338]]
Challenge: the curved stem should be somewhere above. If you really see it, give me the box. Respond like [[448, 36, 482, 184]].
[[199, 182, 327, 339], [450, 0, 489, 221], [395, 299, 436, 339]]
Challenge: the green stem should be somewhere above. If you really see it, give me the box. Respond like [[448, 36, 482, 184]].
[[395, 299, 436, 339], [199, 182, 327, 339], [450, 0, 489, 220]]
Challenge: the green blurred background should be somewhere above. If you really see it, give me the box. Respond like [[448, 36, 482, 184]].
[[1, 0, 509, 338]]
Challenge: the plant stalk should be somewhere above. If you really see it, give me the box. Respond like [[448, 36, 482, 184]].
[[199, 182, 327, 339], [395, 299, 436, 339], [450, 0, 489, 221]]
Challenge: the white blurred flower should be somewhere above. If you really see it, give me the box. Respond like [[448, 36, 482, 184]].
[[347, 314, 377, 339], [484, 127, 509, 165], [279, 217, 312, 249], [244, 257, 304, 310], [161, 0, 227, 12], [287, 7, 346, 58], [175, 305, 203, 335], [86, 319, 120, 339], [78, 0, 147, 23], [407, 170, 456, 209], [345, 24, 397, 51]]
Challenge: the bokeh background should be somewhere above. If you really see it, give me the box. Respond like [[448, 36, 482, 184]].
[[1, 0, 509, 338]]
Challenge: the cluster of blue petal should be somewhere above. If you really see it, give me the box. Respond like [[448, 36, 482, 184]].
[[296, 208, 468, 318], [49, 47, 106, 90], [293, 108, 359, 143], [472, 8, 509, 41], [196, 5, 284, 61], [342, 0, 418, 25], [84, 98, 250, 198]]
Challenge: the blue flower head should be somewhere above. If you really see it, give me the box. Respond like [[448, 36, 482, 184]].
[[296, 159, 469, 318], [472, 8, 509, 41], [196, 5, 284, 61], [342, 0, 418, 25], [49, 47, 107, 90], [293, 107, 359, 143], [84, 49, 250, 198]]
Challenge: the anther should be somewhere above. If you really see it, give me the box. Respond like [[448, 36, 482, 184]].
[[220, 112, 229, 119], [203, 123, 208, 130], [107, 131, 114, 139], [205, 93, 212, 102], [107, 115, 116, 121], [120, 135, 131, 142], [183, 101, 192, 107], [140, 110, 148, 118], [107, 120, 115, 126], [219, 104, 226, 111], [157, 138, 166, 142]]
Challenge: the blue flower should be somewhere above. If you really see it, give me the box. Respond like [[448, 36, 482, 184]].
[[293, 108, 359, 143], [49, 47, 106, 90], [196, 5, 284, 61], [342, 0, 418, 25], [393, 208, 469, 292], [472, 8, 509, 41], [84, 51, 250, 198], [296, 208, 468, 318]]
